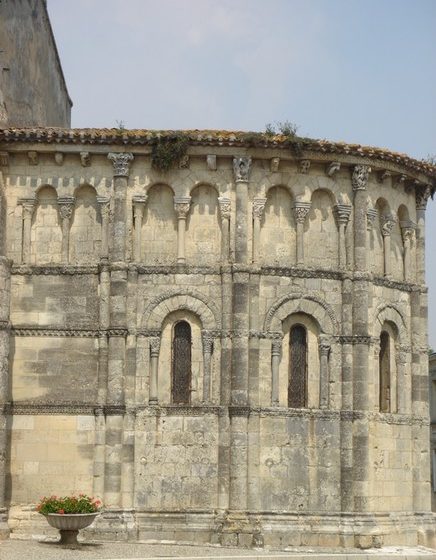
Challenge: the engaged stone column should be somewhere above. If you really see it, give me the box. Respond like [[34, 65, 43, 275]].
[[381, 215, 396, 278], [174, 196, 191, 264], [293, 202, 311, 265], [108, 152, 133, 262], [233, 157, 251, 263], [202, 331, 213, 403], [415, 185, 431, 285], [218, 197, 231, 262], [334, 204, 352, 269], [252, 198, 267, 264], [58, 196, 75, 263], [271, 336, 282, 406], [18, 197, 36, 264], [351, 165, 371, 513], [400, 222, 415, 282], [0, 256, 11, 535], [97, 197, 110, 259], [149, 336, 160, 404], [132, 195, 147, 262], [319, 338, 330, 409], [366, 208, 377, 268]]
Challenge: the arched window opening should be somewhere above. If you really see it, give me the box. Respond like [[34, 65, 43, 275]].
[[379, 331, 391, 412], [172, 321, 192, 404], [288, 324, 307, 408]]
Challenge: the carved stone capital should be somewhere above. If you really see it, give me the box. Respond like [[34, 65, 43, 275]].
[[293, 202, 311, 224], [149, 336, 161, 356], [381, 215, 396, 237], [352, 164, 371, 191], [108, 152, 134, 177], [400, 221, 416, 243], [201, 330, 214, 354], [57, 196, 75, 220], [19, 197, 36, 218], [319, 342, 331, 357], [27, 151, 38, 165], [270, 157, 280, 172], [174, 196, 191, 219], [132, 194, 147, 218], [80, 151, 91, 167], [218, 197, 231, 220], [271, 338, 282, 356], [97, 196, 110, 220], [326, 161, 340, 177], [253, 198, 267, 220], [334, 204, 352, 226], [416, 184, 432, 211], [299, 159, 311, 174], [366, 208, 378, 230], [233, 156, 252, 182]]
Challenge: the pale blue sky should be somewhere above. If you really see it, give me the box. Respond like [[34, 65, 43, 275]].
[[48, 0, 436, 346]]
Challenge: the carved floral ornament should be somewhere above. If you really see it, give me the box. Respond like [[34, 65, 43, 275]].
[[293, 202, 311, 224], [107, 152, 134, 177], [218, 197, 231, 219], [252, 198, 267, 219], [352, 164, 371, 191], [58, 197, 75, 220], [381, 214, 397, 237], [233, 156, 252, 182], [173, 196, 191, 218]]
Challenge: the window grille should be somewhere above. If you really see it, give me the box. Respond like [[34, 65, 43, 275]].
[[379, 331, 391, 412], [172, 321, 192, 404], [288, 324, 307, 408]]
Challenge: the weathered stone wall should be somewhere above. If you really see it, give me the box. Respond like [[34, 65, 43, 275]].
[[0, 0, 72, 127], [0, 136, 434, 547]]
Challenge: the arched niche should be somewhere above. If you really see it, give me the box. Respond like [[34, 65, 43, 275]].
[[185, 184, 220, 265], [31, 186, 62, 264], [371, 198, 391, 276], [304, 189, 338, 269], [142, 184, 177, 265], [260, 186, 295, 266], [69, 185, 101, 263]]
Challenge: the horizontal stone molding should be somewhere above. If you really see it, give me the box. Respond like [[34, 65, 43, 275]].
[[12, 264, 99, 275], [337, 335, 372, 345], [12, 327, 100, 337]]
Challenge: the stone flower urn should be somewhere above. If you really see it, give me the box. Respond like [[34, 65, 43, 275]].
[[46, 512, 99, 546]]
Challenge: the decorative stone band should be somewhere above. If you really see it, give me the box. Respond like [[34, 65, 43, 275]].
[[233, 156, 252, 182], [12, 264, 99, 275], [337, 335, 372, 345], [11, 327, 128, 337], [352, 164, 371, 191], [107, 152, 134, 177]]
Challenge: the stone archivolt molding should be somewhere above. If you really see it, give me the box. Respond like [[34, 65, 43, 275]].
[[264, 293, 339, 334], [143, 289, 221, 330], [372, 302, 409, 343]]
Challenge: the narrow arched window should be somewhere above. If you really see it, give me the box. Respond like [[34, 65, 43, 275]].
[[288, 324, 307, 408], [172, 321, 192, 404], [379, 331, 391, 412]]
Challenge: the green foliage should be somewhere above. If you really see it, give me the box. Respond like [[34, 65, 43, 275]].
[[115, 120, 126, 131], [36, 494, 102, 515], [151, 135, 189, 172], [240, 131, 266, 146], [264, 120, 299, 137]]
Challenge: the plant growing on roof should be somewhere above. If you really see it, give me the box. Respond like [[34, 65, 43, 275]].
[[151, 133, 189, 172]]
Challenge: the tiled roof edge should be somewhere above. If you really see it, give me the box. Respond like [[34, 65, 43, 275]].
[[1, 127, 435, 180]]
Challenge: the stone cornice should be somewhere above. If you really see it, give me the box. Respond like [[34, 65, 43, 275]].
[[12, 264, 99, 275], [1, 128, 435, 181]]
